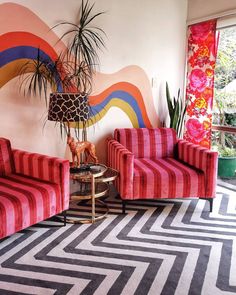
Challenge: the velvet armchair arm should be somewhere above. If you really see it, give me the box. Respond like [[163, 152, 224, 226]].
[[107, 139, 134, 199], [12, 149, 70, 210], [177, 140, 218, 198]]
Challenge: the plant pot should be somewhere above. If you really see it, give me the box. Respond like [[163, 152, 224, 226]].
[[218, 156, 236, 178]]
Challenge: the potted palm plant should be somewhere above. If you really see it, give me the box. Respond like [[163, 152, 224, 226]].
[[19, 0, 106, 139]]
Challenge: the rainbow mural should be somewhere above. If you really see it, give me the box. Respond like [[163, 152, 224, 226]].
[[0, 3, 159, 128]]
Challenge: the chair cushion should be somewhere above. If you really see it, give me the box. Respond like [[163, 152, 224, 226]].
[[133, 158, 205, 199], [114, 128, 177, 159], [0, 173, 62, 239]]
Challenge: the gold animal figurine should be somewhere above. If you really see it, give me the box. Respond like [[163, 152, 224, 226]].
[[67, 135, 98, 167]]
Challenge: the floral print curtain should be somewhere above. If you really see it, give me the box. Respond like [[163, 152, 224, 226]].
[[184, 20, 218, 148]]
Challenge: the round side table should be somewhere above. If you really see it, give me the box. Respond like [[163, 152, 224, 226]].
[[68, 163, 118, 224]]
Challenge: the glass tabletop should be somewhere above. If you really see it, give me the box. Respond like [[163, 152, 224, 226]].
[[70, 163, 108, 181]]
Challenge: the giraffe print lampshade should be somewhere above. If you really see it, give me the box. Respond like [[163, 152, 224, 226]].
[[48, 93, 90, 122]]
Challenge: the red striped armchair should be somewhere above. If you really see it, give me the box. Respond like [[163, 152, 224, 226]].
[[107, 128, 218, 213], [0, 138, 70, 239]]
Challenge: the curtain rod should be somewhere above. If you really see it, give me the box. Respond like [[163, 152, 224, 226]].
[[217, 23, 236, 30], [187, 9, 236, 26]]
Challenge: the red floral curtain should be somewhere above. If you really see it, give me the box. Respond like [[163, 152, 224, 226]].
[[184, 20, 218, 148]]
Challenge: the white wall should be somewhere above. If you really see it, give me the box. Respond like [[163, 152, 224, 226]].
[[0, 0, 188, 163], [188, 0, 236, 23]]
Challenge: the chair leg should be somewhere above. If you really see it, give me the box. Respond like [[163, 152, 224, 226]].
[[122, 200, 126, 214], [63, 210, 67, 226], [199, 198, 213, 212], [207, 198, 213, 212], [44, 211, 67, 227]]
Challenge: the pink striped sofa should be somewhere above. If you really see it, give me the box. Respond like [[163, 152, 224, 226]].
[[0, 138, 70, 240], [107, 128, 218, 213]]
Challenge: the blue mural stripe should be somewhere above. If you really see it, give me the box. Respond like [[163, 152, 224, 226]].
[[0, 46, 52, 67]]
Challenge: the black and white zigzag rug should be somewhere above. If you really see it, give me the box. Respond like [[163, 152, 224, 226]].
[[0, 183, 236, 295]]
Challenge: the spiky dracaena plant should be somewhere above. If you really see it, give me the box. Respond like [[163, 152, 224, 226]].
[[53, 0, 106, 94], [20, 0, 106, 97], [19, 50, 66, 104], [166, 82, 188, 138], [19, 0, 106, 139]]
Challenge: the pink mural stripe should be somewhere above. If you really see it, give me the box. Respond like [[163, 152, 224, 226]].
[[92, 66, 159, 127], [90, 82, 153, 128], [0, 3, 67, 53]]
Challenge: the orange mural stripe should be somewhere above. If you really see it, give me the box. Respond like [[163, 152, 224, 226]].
[[0, 32, 58, 60]]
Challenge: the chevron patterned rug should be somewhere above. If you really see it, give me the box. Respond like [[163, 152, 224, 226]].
[[0, 183, 236, 295]]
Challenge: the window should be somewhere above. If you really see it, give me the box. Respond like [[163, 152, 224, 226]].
[[212, 24, 236, 154]]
